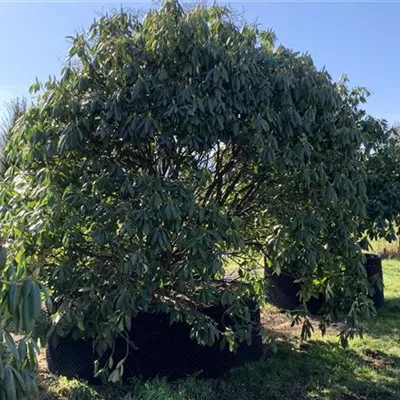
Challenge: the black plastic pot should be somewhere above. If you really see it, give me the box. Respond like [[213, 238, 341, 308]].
[[265, 253, 384, 313], [46, 303, 263, 383], [264, 269, 324, 315], [364, 253, 384, 309]]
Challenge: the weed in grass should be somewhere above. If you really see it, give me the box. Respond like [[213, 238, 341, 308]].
[[40, 376, 101, 400], [120, 378, 214, 400]]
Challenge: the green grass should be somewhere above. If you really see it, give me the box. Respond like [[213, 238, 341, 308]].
[[39, 260, 400, 400]]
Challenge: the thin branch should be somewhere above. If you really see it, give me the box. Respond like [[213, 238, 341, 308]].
[[203, 151, 236, 205], [218, 167, 245, 205]]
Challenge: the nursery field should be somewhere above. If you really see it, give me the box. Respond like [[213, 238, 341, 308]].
[[38, 259, 400, 400]]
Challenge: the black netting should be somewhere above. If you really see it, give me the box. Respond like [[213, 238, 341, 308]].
[[265, 254, 385, 313], [46, 303, 262, 383], [265, 270, 324, 314]]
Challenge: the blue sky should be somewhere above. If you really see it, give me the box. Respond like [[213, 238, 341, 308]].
[[0, 1, 399, 124]]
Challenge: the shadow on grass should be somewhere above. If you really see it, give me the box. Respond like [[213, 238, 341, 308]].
[[37, 295, 400, 400], [38, 339, 400, 400], [215, 280, 400, 400], [363, 297, 400, 341], [37, 339, 400, 400], [214, 339, 400, 400], [378, 297, 400, 315]]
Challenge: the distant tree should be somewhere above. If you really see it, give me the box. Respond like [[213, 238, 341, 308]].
[[0, 97, 27, 178]]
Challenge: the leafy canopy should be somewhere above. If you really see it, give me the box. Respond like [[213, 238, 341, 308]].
[[0, 0, 377, 381]]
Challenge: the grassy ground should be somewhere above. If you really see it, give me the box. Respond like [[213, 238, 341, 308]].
[[38, 260, 400, 400]]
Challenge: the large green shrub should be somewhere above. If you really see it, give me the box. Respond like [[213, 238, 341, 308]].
[[1, 0, 376, 381]]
